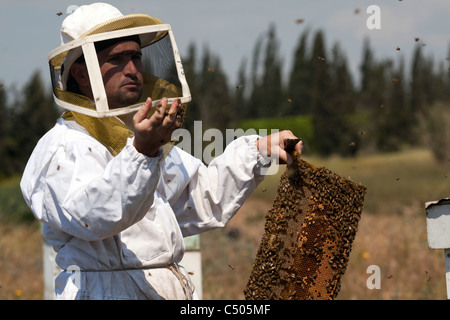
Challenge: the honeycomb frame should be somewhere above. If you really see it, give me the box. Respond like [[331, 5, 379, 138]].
[[245, 151, 367, 300]]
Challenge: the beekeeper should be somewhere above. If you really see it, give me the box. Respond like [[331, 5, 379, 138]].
[[20, 3, 302, 300]]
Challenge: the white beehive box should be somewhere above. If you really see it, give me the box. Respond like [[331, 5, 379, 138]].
[[426, 199, 450, 249], [425, 198, 450, 299]]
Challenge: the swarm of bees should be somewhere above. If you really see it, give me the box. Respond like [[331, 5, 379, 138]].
[[244, 140, 367, 300]]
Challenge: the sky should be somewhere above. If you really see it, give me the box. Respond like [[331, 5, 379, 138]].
[[0, 0, 449, 93]]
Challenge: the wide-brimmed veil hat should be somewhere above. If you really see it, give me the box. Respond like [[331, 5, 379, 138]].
[[60, 2, 166, 91], [60, 2, 165, 44], [49, 2, 191, 118]]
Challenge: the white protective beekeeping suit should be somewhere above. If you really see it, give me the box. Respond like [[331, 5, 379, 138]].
[[20, 3, 271, 300]]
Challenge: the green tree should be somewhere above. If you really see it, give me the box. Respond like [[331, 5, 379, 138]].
[[11, 71, 57, 171], [410, 44, 426, 117], [358, 40, 393, 152], [232, 58, 249, 122], [359, 39, 373, 92], [182, 43, 201, 134], [247, 25, 283, 118], [0, 83, 13, 178], [375, 59, 411, 151], [328, 43, 358, 155], [434, 60, 449, 103], [260, 24, 283, 118], [197, 46, 233, 132], [310, 30, 334, 156], [359, 38, 376, 112], [247, 35, 264, 119], [286, 29, 313, 116], [447, 45, 450, 101], [180, 44, 234, 159]]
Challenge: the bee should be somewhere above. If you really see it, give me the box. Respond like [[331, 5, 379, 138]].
[[56, 12, 63, 16], [295, 18, 304, 24]]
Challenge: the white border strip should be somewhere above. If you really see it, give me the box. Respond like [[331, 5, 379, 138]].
[[81, 42, 109, 113]]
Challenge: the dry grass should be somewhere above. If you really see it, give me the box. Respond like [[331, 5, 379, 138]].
[[1, 148, 449, 300], [0, 222, 43, 300], [338, 211, 447, 300]]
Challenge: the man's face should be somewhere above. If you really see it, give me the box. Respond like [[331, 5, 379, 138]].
[[97, 40, 144, 109]]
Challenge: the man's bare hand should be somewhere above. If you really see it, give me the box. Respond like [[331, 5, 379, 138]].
[[256, 130, 303, 165], [132, 97, 181, 157]]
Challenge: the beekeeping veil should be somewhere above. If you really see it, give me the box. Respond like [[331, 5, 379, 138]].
[[48, 3, 190, 155]]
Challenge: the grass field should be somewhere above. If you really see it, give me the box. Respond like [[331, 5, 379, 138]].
[[1, 148, 449, 299]]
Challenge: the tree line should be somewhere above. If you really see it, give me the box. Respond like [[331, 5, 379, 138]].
[[1, 26, 449, 179]]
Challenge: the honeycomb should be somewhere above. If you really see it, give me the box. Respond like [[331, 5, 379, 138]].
[[244, 143, 367, 300]]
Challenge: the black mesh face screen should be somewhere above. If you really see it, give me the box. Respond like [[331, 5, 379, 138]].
[[245, 153, 367, 300], [141, 35, 182, 89]]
